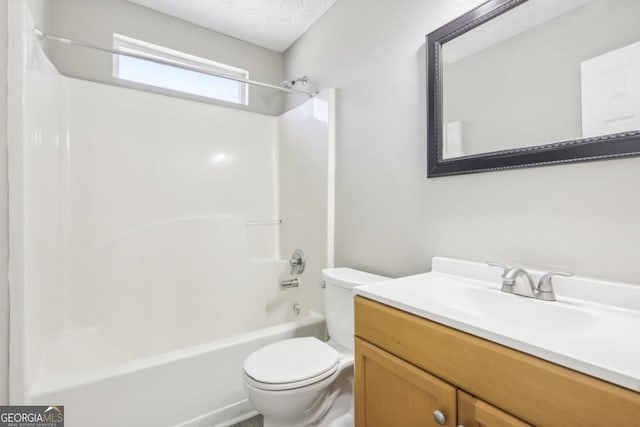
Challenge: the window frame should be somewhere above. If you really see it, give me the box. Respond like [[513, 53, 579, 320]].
[[112, 34, 249, 105]]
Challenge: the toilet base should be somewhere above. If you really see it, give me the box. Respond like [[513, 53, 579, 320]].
[[260, 375, 353, 427], [316, 377, 353, 427], [325, 412, 353, 427]]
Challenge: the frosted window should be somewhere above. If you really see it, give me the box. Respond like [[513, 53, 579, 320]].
[[113, 35, 248, 105]]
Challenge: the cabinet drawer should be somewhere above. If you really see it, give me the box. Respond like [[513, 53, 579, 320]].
[[355, 296, 640, 426], [458, 391, 531, 427]]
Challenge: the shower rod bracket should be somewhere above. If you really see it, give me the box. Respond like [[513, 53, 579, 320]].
[[279, 76, 309, 89]]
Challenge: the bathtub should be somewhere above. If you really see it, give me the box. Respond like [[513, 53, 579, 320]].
[[27, 312, 326, 427], [9, 4, 330, 426]]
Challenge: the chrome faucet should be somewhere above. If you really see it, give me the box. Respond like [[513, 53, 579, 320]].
[[289, 249, 305, 275], [537, 271, 573, 301], [487, 262, 572, 302], [502, 266, 535, 294], [281, 277, 300, 290]]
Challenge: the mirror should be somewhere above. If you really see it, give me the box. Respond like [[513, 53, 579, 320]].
[[427, 0, 640, 177]]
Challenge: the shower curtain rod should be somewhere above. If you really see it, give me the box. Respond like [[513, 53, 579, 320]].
[[34, 28, 317, 98]]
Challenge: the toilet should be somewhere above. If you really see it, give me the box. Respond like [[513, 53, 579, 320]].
[[243, 268, 388, 427]]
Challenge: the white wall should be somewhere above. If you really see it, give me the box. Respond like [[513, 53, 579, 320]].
[[25, 0, 47, 31], [0, 0, 9, 406], [284, 0, 640, 284], [278, 91, 334, 318], [46, 0, 285, 115], [63, 79, 281, 360]]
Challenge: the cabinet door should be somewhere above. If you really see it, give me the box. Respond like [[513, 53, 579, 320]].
[[457, 391, 531, 427], [355, 337, 457, 427]]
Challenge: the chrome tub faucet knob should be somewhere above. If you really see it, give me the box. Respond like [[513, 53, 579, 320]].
[[289, 249, 305, 275]]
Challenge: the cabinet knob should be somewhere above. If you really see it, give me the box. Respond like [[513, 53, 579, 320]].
[[433, 409, 446, 425]]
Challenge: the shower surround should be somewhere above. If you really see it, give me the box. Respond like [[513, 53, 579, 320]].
[[8, 2, 334, 426]]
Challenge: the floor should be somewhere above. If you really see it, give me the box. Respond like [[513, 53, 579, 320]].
[[230, 414, 263, 427]]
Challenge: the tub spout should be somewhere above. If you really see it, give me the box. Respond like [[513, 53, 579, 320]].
[[280, 278, 300, 290]]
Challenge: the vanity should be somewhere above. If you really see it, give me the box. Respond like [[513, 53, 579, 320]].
[[353, 258, 640, 426]]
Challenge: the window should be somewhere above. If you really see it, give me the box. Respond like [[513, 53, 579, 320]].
[[113, 34, 249, 105]]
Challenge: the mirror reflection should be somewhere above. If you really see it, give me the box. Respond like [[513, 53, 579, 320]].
[[441, 0, 640, 159]]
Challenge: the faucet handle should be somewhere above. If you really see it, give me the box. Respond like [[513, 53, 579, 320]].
[[538, 271, 573, 293], [487, 262, 510, 275], [487, 262, 517, 293], [289, 249, 305, 275]]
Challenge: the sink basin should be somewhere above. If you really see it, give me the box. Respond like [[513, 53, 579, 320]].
[[354, 256, 640, 392], [427, 286, 599, 333]]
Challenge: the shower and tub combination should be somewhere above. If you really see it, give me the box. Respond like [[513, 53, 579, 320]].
[[8, 2, 335, 426]]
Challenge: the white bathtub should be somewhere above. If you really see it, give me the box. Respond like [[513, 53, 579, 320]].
[[27, 313, 326, 427]]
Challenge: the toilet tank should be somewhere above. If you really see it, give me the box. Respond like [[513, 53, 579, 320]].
[[322, 268, 389, 351]]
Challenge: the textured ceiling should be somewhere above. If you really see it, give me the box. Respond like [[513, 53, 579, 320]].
[[127, 0, 340, 52]]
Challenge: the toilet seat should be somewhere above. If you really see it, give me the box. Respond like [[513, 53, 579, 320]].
[[244, 337, 341, 391], [244, 363, 339, 391]]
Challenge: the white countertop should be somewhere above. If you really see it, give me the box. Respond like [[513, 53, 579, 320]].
[[354, 257, 640, 392]]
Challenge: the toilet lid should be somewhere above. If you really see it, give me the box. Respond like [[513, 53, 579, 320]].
[[244, 337, 340, 385]]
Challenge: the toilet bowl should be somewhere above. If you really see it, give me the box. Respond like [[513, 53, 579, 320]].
[[243, 268, 388, 427], [244, 337, 353, 427]]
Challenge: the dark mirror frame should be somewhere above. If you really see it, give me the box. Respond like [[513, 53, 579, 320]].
[[426, 0, 640, 177]]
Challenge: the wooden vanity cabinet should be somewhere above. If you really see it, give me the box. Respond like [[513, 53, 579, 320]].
[[355, 337, 529, 427], [354, 296, 640, 427]]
